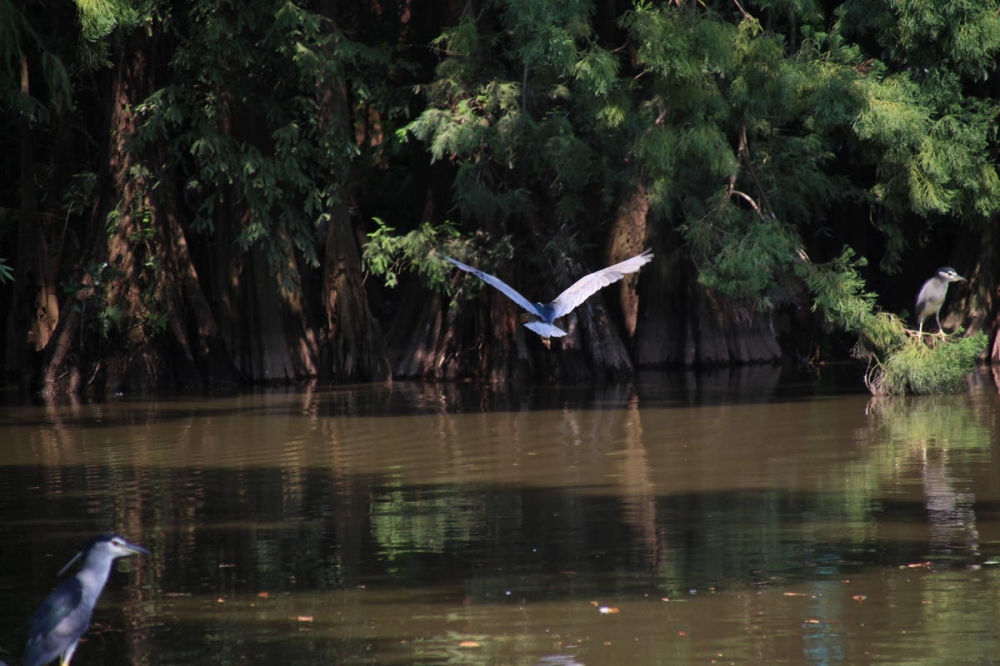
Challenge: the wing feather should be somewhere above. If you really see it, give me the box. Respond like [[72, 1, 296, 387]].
[[28, 578, 83, 641], [24, 578, 86, 666], [915, 278, 944, 320], [444, 256, 542, 317], [550, 249, 653, 319]]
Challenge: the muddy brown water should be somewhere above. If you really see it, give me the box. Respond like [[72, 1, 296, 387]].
[[1, 369, 999, 665]]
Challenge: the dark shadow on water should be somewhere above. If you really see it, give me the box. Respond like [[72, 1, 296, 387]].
[[0, 362, 873, 430]]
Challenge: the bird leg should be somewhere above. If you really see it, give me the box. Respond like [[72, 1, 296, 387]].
[[61, 643, 79, 666]]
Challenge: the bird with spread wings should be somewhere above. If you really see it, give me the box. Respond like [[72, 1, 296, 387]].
[[445, 249, 653, 339]]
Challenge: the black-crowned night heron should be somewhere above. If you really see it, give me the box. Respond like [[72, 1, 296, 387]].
[[915, 266, 966, 336], [445, 249, 653, 338], [24, 534, 149, 666]]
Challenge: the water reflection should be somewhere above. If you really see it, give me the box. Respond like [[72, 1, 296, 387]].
[[863, 395, 992, 566], [0, 372, 999, 665]]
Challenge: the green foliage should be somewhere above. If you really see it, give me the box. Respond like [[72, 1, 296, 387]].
[[795, 246, 982, 395], [838, 0, 1000, 77], [63, 172, 100, 218], [2, 0, 994, 387], [836, 0, 1000, 237], [62, 260, 126, 337], [692, 208, 801, 308], [401, 0, 624, 234], [0, 257, 13, 284], [619, 3, 865, 309], [0, 2, 74, 123], [133, 0, 392, 274], [363, 218, 461, 290], [502, 0, 592, 75], [76, 0, 142, 42], [852, 72, 1000, 219], [875, 332, 987, 395], [396, 0, 990, 394], [798, 247, 880, 333]]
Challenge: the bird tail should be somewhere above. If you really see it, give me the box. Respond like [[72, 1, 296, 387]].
[[524, 321, 568, 338]]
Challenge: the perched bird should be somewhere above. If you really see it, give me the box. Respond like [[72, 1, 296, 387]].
[[24, 534, 149, 666], [915, 266, 966, 335], [445, 249, 653, 339]]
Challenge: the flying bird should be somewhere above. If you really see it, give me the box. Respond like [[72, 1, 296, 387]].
[[914, 266, 966, 336], [24, 534, 149, 666], [444, 249, 653, 339]]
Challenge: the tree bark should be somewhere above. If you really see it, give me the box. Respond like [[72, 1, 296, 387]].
[[635, 227, 782, 368], [303, 3, 392, 384], [5, 54, 61, 389], [321, 195, 390, 383], [606, 183, 651, 341], [951, 223, 999, 362], [40, 23, 242, 396]]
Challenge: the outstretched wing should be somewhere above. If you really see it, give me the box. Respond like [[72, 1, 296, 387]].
[[550, 249, 653, 319], [444, 256, 542, 317]]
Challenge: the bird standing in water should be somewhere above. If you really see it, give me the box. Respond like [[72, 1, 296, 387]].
[[24, 534, 149, 666], [444, 249, 653, 340], [915, 267, 966, 336]]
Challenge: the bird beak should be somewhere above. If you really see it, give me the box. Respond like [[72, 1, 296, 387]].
[[121, 539, 151, 557]]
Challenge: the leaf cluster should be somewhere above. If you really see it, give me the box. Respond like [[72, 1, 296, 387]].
[[0, 257, 13, 284], [836, 0, 1000, 267], [400, 2, 626, 235], [132, 0, 392, 273], [870, 331, 987, 395], [618, 4, 864, 308], [363, 218, 462, 291]]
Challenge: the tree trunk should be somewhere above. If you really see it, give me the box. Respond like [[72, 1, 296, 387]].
[[321, 196, 390, 383], [206, 194, 321, 384], [606, 182, 652, 340], [5, 55, 61, 389], [952, 223, 999, 362], [635, 226, 782, 368], [40, 24, 241, 396], [308, 12, 391, 383]]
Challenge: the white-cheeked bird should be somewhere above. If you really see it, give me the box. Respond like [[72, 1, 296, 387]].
[[24, 534, 149, 666], [915, 266, 966, 336]]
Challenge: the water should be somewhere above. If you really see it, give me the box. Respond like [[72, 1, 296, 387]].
[[1, 368, 999, 665]]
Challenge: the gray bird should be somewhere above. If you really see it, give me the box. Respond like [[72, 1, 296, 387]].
[[915, 266, 966, 335], [24, 534, 149, 666], [445, 249, 653, 338]]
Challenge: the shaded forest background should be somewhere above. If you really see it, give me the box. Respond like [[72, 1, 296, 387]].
[[1, 0, 999, 396]]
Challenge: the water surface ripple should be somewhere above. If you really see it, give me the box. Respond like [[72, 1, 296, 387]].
[[1, 372, 999, 665]]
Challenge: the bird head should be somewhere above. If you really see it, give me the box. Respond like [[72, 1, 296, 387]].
[[59, 534, 149, 575], [936, 267, 966, 283]]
